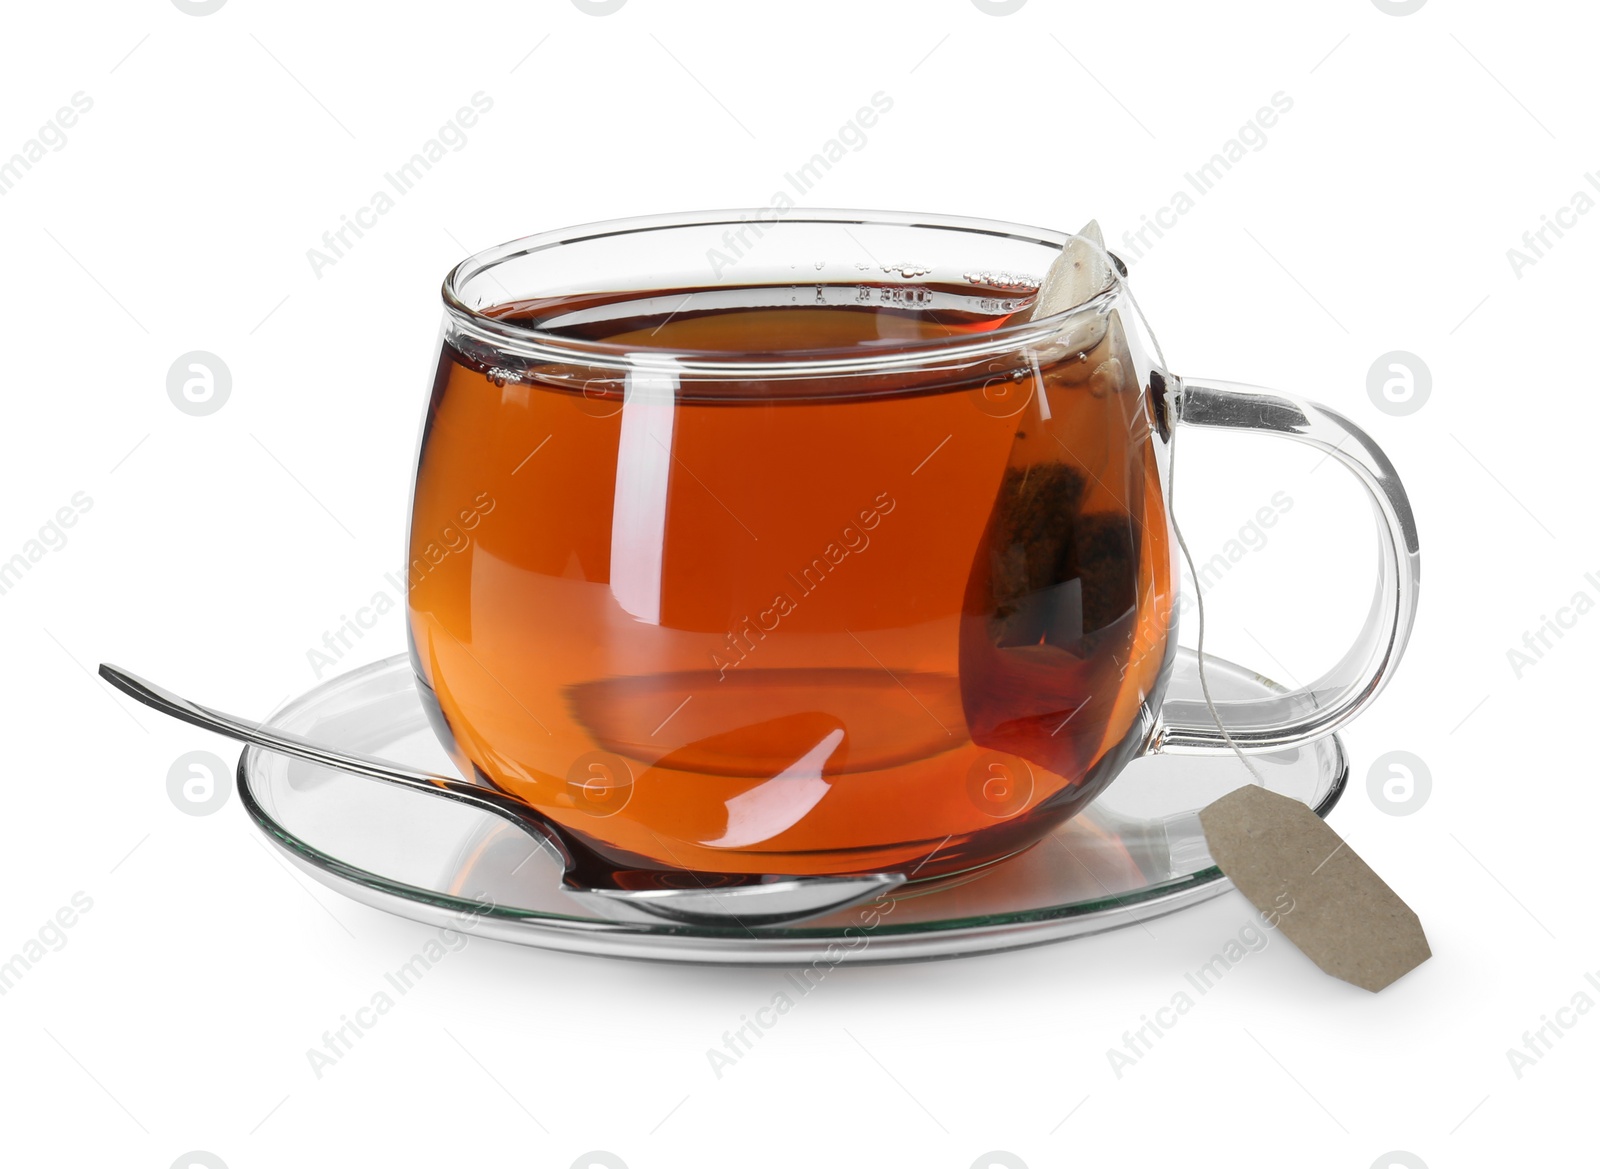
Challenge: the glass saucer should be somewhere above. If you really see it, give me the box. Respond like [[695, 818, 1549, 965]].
[[239, 649, 1346, 965]]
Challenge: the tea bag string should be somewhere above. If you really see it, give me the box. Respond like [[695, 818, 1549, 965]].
[[1121, 283, 1267, 787]]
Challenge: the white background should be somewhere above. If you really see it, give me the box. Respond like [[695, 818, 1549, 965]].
[[1, 1, 1593, 1165]]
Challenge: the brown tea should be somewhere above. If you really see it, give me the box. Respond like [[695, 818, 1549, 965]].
[[407, 281, 1175, 880]]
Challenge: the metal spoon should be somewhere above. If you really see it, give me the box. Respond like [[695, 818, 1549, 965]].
[[98, 664, 903, 928]]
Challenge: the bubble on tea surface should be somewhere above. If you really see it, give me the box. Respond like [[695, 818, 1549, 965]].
[[166, 351, 232, 416], [966, 270, 1040, 290]]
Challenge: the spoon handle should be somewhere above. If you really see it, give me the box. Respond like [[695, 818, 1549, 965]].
[[98, 662, 904, 928], [97, 663, 554, 833]]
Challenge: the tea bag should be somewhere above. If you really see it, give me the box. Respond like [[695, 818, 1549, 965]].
[[959, 221, 1149, 781], [976, 223, 1113, 652], [1026, 220, 1131, 399], [1030, 219, 1115, 322]]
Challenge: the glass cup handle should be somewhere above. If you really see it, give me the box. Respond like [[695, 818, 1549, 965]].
[[1151, 377, 1421, 754]]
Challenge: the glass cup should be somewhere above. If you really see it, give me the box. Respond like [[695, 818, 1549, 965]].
[[406, 210, 1419, 884]]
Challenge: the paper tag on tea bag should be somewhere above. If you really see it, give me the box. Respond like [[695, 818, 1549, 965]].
[[1199, 785, 1430, 992], [1029, 219, 1114, 320], [1021, 219, 1122, 368]]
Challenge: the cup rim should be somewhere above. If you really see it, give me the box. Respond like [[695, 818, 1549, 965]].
[[440, 208, 1122, 378]]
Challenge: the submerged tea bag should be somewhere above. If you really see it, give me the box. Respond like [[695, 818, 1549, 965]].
[[958, 221, 1163, 788]]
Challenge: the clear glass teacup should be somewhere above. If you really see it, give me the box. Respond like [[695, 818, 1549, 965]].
[[406, 210, 1419, 884]]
